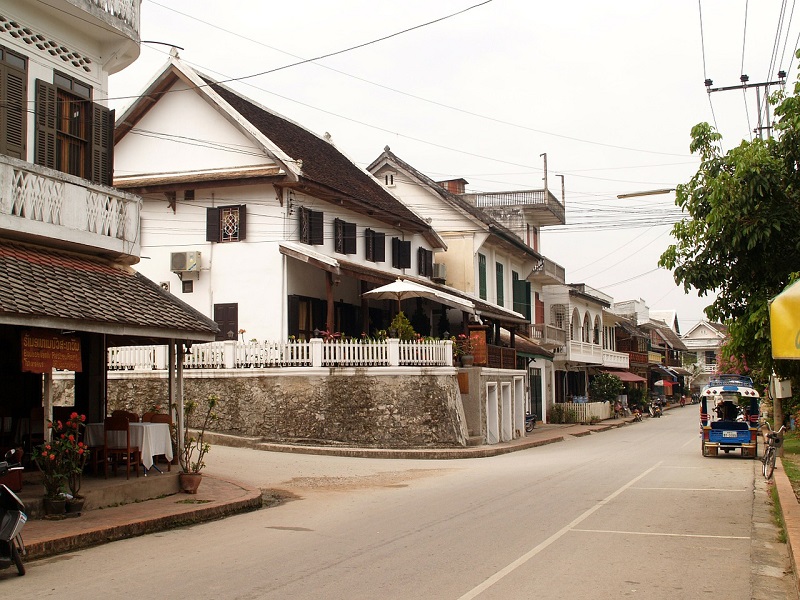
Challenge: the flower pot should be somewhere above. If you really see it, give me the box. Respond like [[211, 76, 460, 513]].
[[460, 354, 474, 367], [179, 472, 203, 494], [43, 497, 66, 515], [66, 496, 85, 513]]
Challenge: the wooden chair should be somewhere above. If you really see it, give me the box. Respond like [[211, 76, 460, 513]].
[[111, 410, 139, 423], [149, 413, 172, 471], [103, 416, 141, 479], [141, 412, 156, 423]]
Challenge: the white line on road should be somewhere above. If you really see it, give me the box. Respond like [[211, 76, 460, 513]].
[[631, 486, 747, 492], [455, 461, 663, 600], [571, 528, 748, 540]]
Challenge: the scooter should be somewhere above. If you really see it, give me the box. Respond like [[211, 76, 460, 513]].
[[0, 449, 26, 576], [525, 413, 537, 432], [631, 408, 643, 422], [648, 402, 662, 418]]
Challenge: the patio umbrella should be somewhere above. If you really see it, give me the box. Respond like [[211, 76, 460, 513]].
[[770, 279, 800, 359], [362, 278, 475, 313], [653, 380, 673, 387]]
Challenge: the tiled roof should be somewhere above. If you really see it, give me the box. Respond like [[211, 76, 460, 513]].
[[0, 241, 218, 341], [202, 78, 431, 233]]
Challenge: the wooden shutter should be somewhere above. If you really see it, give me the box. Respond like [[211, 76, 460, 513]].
[[334, 218, 344, 253], [90, 103, 114, 185], [309, 210, 324, 245], [206, 207, 221, 242], [0, 62, 26, 159], [365, 228, 375, 261], [343, 221, 356, 254], [496, 262, 504, 307], [393, 239, 411, 269], [34, 79, 57, 170], [418, 248, 433, 277], [373, 231, 385, 262], [237, 205, 247, 240], [478, 254, 487, 300], [213, 303, 238, 342]]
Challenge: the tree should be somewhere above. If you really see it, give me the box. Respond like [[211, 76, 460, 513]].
[[589, 372, 624, 403], [659, 66, 800, 416]]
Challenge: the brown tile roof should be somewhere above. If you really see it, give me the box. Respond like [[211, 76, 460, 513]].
[[202, 78, 432, 234], [0, 241, 218, 342]]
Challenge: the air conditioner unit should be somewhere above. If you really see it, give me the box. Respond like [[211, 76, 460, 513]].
[[170, 251, 200, 273], [432, 263, 446, 280]]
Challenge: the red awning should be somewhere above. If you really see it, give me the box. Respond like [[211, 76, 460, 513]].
[[601, 370, 647, 383]]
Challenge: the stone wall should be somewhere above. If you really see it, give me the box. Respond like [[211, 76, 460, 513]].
[[55, 370, 468, 448]]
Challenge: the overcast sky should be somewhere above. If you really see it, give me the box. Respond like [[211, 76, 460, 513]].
[[108, 1, 800, 333]]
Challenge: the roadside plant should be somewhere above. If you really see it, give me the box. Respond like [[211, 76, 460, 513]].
[[31, 415, 87, 499], [180, 393, 219, 474]]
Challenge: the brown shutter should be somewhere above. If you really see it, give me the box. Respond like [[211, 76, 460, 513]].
[[0, 62, 26, 159], [310, 210, 324, 245], [90, 103, 114, 186], [344, 221, 356, 254], [334, 218, 344, 253], [34, 79, 57, 169], [206, 207, 221, 242], [373, 231, 385, 262], [237, 205, 246, 240]]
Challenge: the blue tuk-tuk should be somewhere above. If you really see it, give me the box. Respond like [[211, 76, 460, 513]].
[[700, 375, 760, 458]]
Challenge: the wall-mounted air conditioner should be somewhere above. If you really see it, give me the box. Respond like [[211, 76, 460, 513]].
[[432, 263, 446, 281], [170, 251, 201, 273]]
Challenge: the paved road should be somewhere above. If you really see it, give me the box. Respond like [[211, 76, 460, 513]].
[[5, 406, 795, 599]]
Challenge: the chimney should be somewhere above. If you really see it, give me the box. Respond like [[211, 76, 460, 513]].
[[436, 178, 468, 194]]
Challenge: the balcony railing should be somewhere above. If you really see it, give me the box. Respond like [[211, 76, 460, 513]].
[[471, 189, 565, 225], [626, 351, 649, 365], [108, 338, 454, 370], [87, 0, 140, 30], [529, 257, 566, 285], [648, 351, 664, 364], [531, 323, 567, 345], [0, 156, 141, 259], [554, 340, 603, 363], [485, 344, 518, 369], [602, 349, 629, 369]]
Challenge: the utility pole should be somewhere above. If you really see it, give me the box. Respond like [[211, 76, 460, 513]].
[[540, 153, 548, 193], [705, 71, 787, 139]]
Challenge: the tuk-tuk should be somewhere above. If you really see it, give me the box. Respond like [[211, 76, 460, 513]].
[[700, 375, 760, 458]]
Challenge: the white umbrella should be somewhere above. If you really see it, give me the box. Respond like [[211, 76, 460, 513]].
[[362, 278, 474, 312], [653, 380, 673, 387]]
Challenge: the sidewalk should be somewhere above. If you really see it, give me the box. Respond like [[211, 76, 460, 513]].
[[17, 415, 636, 560]]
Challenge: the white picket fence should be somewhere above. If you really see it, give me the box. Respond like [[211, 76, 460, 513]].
[[107, 338, 453, 371], [562, 401, 612, 423]]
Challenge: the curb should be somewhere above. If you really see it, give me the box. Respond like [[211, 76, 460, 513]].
[[776, 458, 800, 589]]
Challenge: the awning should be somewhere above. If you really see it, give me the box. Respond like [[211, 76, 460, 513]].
[[279, 241, 340, 274], [671, 366, 692, 376], [601, 369, 647, 383], [655, 365, 678, 381]]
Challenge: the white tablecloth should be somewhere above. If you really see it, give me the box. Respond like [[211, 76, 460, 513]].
[[85, 422, 173, 470]]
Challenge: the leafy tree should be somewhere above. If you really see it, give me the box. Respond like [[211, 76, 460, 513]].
[[589, 373, 624, 403], [659, 65, 800, 421]]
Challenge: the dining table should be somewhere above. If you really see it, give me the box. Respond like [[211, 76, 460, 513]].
[[85, 421, 173, 471]]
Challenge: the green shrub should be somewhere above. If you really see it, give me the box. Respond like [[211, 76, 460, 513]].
[[589, 373, 624, 403]]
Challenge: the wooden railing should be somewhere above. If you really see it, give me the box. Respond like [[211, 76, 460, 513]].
[[485, 344, 517, 369]]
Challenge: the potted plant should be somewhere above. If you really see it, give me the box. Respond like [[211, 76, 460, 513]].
[[32, 421, 70, 515], [178, 393, 219, 494], [61, 412, 89, 512], [452, 334, 474, 367]]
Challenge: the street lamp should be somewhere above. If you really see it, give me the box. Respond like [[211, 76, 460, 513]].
[[616, 188, 676, 199]]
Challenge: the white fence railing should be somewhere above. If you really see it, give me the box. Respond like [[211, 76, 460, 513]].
[[108, 339, 454, 371], [562, 401, 612, 423]]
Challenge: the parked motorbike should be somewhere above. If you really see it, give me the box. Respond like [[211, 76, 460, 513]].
[[0, 449, 26, 577], [631, 408, 643, 422], [525, 413, 537, 432], [648, 402, 662, 418]]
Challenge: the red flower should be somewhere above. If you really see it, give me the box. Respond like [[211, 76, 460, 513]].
[[49, 453, 55, 460], [80, 414, 86, 422], [78, 448, 84, 455], [70, 411, 78, 419], [68, 434, 75, 442]]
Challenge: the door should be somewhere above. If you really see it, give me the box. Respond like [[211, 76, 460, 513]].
[[214, 303, 238, 341]]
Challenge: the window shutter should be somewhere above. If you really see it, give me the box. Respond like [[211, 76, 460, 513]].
[[373, 231, 385, 262], [391, 238, 400, 268], [206, 207, 221, 242], [0, 62, 26, 159], [417, 248, 433, 277], [344, 221, 356, 254], [310, 210, 324, 245], [237, 205, 247, 240], [334, 218, 344, 253], [299, 207, 309, 244], [365, 228, 374, 261], [399, 240, 411, 269], [496, 262, 504, 307], [478, 254, 487, 300], [34, 79, 57, 170], [90, 103, 114, 186]]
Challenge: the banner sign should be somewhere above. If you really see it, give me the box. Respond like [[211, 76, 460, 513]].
[[21, 329, 82, 373]]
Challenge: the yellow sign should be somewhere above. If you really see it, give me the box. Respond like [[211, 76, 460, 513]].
[[21, 329, 82, 373], [770, 280, 800, 359]]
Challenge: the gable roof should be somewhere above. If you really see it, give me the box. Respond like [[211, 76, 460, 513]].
[[115, 56, 442, 247], [0, 240, 219, 344], [368, 147, 544, 262], [683, 320, 728, 339]]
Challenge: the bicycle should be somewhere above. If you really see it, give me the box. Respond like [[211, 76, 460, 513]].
[[762, 422, 787, 479]]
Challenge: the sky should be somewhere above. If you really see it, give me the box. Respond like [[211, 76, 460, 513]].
[[107, 0, 800, 333]]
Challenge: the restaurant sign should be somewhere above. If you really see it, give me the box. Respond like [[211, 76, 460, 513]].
[[21, 329, 82, 373]]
